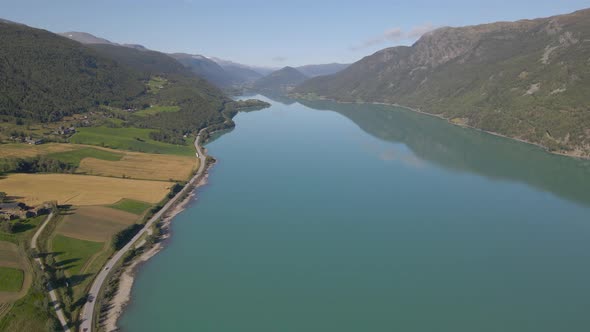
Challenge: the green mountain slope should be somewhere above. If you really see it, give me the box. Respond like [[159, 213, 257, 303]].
[[59, 31, 117, 45], [296, 63, 349, 77], [295, 9, 590, 157], [0, 21, 144, 121], [253, 66, 308, 92], [84, 45, 231, 140], [222, 64, 263, 83], [0, 20, 233, 145], [170, 53, 237, 87], [90, 44, 191, 78]]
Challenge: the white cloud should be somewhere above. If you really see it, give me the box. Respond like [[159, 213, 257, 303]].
[[351, 23, 437, 51], [383, 27, 404, 41]]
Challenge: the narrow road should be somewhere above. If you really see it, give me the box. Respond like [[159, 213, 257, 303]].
[[31, 212, 72, 332], [78, 132, 208, 332]]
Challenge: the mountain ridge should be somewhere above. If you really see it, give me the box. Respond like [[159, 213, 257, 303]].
[[253, 66, 308, 92], [295, 8, 590, 157], [296, 63, 350, 77]]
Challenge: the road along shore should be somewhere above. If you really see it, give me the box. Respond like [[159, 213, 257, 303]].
[[79, 131, 209, 332]]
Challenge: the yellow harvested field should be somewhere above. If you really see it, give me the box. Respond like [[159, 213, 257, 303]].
[[58, 206, 139, 242], [0, 242, 21, 268], [0, 174, 171, 206], [0, 142, 197, 181], [78, 151, 197, 181], [0, 143, 77, 158]]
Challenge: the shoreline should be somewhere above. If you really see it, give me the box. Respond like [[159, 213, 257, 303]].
[[295, 96, 590, 160], [88, 106, 263, 331], [101, 163, 213, 332], [78, 129, 210, 332]]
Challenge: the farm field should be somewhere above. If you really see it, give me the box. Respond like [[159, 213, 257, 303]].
[[51, 205, 143, 306], [146, 76, 168, 93], [70, 126, 194, 156], [0, 241, 31, 304], [0, 143, 77, 159], [0, 216, 49, 331], [47, 147, 123, 166], [0, 216, 45, 241], [0, 267, 23, 292], [0, 173, 172, 206], [51, 234, 104, 277], [134, 105, 181, 117], [0, 214, 63, 330], [0, 142, 196, 181], [110, 199, 152, 215], [57, 206, 138, 242], [78, 150, 197, 181], [0, 242, 21, 269]]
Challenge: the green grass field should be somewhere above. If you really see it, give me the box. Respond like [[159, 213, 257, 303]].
[[0, 267, 24, 292], [134, 105, 181, 117], [0, 216, 45, 245], [147, 76, 168, 94], [0, 233, 17, 244], [47, 147, 123, 166], [69, 126, 193, 156], [110, 198, 152, 215], [0, 288, 57, 331], [51, 234, 103, 277]]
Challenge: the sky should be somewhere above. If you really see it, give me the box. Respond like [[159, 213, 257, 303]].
[[1, 0, 589, 67]]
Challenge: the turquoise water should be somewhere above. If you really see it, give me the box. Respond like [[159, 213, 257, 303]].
[[119, 95, 590, 332]]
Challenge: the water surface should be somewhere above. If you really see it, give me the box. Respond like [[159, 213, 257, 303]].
[[119, 95, 590, 332]]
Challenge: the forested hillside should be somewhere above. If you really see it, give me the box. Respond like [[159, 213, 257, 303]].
[[0, 21, 144, 122], [90, 44, 191, 78], [295, 9, 590, 157], [0, 20, 240, 144]]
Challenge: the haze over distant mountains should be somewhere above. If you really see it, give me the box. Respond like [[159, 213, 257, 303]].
[[60, 31, 117, 45], [169, 53, 256, 88], [209, 57, 277, 76], [59, 31, 349, 89], [296, 63, 350, 77], [296, 8, 590, 157], [252, 66, 309, 92]]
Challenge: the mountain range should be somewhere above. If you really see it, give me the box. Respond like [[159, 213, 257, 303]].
[[252, 66, 309, 92], [295, 8, 590, 157], [60, 31, 349, 89], [296, 63, 350, 77], [5, 9, 589, 157]]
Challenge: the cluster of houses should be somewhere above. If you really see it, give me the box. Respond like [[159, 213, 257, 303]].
[[53, 126, 76, 136], [7, 125, 78, 145], [0, 202, 52, 221], [25, 137, 44, 145], [8, 136, 45, 145]]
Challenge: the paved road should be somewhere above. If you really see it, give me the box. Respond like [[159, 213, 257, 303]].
[[31, 212, 72, 332], [78, 132, 207, 332]]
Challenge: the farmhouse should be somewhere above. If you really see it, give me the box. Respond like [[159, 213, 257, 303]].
[[54, 126, 76, 135], [0, 202, 51, 220], [24, 137, 43, 145]]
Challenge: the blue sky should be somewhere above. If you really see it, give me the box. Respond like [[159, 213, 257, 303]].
[[2, 0, 589, 67]]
